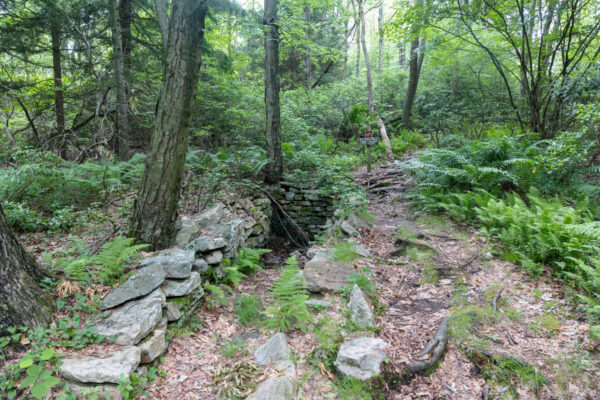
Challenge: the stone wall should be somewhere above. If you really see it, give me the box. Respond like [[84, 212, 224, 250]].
[[271, 182, 335, 239]]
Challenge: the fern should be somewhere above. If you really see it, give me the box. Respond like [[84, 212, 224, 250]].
[[222, 248, 270, 286], [53, 237, 148, 285], [263, 256, 312, 332]]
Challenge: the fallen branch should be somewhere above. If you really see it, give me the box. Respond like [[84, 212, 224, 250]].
[[492, 290, 502, 313]]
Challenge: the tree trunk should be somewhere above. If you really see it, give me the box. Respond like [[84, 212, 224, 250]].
[[352, 0, 360, 77], [378, 0, 384, 73], [360, 0, 393, 160], [305, 5, 312, 94], [402, 36, 424, 127], [264, 0, 283, 184], [50, 7, 66, 158], [129, 0, 208, 250], [110, 0, 130, 161], [0, 203, 54, 335]]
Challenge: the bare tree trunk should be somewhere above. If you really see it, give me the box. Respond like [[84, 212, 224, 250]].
[[50, 7, 66, 158], [359, 0, 393, 160], [402, 35, 424, 127], [264, 0, 283, 184], [130, 0, 208, 250], [304, 5, 312, 94], [378, 0, 384, 73], [110, 0, 130, 161], [352, 0, 361, 77], [0, 203, 54, 335]]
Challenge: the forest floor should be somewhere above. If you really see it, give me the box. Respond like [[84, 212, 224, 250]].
[[143, 159, 600, 400]]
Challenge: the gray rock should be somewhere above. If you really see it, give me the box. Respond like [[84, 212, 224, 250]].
[[254, 333, 290, 366], [165, 302, 183, 322], [335, 337, 389, 380], [246, 360, 295, 400], [305, 247, 335, 260], [165, 287, 205, 321], [304, 250, 356, 293], [184, 236, 227, 253], [341, 221, 360, 237], [192, 258, 210, 275], [205, 250, 223, 265], [347, 285, 375, 329], [193, 203, 226, 230], [163, 272, 202, 297], [101, 264, 165, 310], [60, 346, 141, 384], [347, 212, 373, 229], [305, 299, 331, 309], [140, 248, 195, 279], [67, 382, 123, 400], [353, 243, 371, 258], [95, 289, 165, 345], [138, 329, 167, 363], [210, 219, 245, 258], [175, 216, 201, 247]]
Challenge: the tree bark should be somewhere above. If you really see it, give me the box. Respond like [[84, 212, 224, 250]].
[[402, 36, 424, 127], [50, 6, 66, 158], [0, 203, 54, 335], [360, 0, 393, 160], [129, 0, 208, 250], [264, 0, 283, 184], [304, 5, 312, 94], [352, 0, 360, 77], [378, 0, 384, 73], [110, 0, 130, 161]]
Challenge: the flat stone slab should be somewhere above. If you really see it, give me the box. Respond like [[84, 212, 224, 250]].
[[205, 250, 223, 265], [163, 271, 202, 297], [246, 360, 295, 400], [348, 285, 375, 329], [335, 337, 389, 380], [341, 221, 360, 237], [140, 248, 195, 279], [165, 286, 204, 321], [60, 346, 141, 384], [184, 236, 227, 254], [101, 264, 165, 310], [254, 333, 290, 366], [305, 299, 331, 309], [138, 329, 167, 364], [95, 289, 165, 345], [304, 254, 356, 293], [175, 216, 202, 247]]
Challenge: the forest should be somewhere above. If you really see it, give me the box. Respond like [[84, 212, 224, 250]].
[[1, 0, 600, 398]]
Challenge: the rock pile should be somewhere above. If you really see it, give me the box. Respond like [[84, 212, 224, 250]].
[[59, 201, 272, 398]]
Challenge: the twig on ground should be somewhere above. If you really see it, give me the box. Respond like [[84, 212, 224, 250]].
[[492, 290, 503, 313]]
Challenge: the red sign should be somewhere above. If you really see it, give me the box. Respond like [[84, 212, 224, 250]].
[[365, 130, 373, 138]]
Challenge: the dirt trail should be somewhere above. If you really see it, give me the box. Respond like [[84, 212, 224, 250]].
[[148, 162, 599, 400], [356, 162, 599, 399]]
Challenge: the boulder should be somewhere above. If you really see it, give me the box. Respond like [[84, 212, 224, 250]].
[[193, 203, 226, 230], [100, 264, 165, 310], [246, 360, 295, 400], [140, 248, 195, 279], [165, 302, 183, 322], [205, 250, 223, 265], [162, 272, 202, 297], [353, 243, 371, 258], [60, 346, 141, 384], [175, 216, 201, 247], [335, 337, 389, 380], [95, 289, 165, 345], [254, 333, 290, 366], [165, 287, 204, 321], [67, 383, 123, 400], [184, 236, 227, 254], [347, 285, 375, 329], [304, 250, 356, 293], [138, 329, 167, 363], [341, 221, 360, 237], [192, 258, 210, 275]]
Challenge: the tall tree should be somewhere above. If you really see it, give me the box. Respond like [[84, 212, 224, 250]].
[[378, 0, 384, 73], [0, 203, 54, 335], [352, 0, 361, 77], [110, 0, 130, 160], [49, 5, 66, 158], [304, 4, 312, 93], [402, 35, 424, 126], [264, 0, 283, 183], [359, 0, 393, 160], [129, 0, 209, 249]]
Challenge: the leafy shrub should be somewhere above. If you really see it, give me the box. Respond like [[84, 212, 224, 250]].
[[263, 256, 312, 332]]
